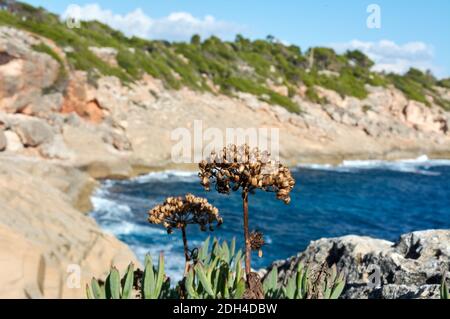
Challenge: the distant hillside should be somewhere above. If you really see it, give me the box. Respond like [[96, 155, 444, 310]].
[[1, 0, 450, 113]]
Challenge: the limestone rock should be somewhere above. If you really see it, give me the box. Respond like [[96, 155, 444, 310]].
[[403, 100, 447, 134], [265, 230, 450, 299], [0, 157, 138, 298], [88, 47, 118, 67], [21, 93, 63, 118], [12, 116, 54, 147], [61, 72, 104, 123], [0, 128, 6, 151], [39, 134, 74, 160], [4, 130, 24, 152], [0, 27, 60, 113]]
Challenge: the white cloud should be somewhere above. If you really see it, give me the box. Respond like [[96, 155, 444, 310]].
[[331, 40, 444, 77], [62, 3, 244, 41]]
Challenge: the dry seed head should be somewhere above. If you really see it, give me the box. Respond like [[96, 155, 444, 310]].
[[249, 231, 265, 251], [199, 144, 295, 204], [148, 194, 222, 234]]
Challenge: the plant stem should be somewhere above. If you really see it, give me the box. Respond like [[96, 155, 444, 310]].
[[242, 190, 251, 279], [181, 226, 190, 275]]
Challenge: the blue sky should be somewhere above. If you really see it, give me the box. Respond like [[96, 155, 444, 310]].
[[26, 0, 450, 77]]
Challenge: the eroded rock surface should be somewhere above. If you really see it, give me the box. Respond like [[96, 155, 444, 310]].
[[0, 156, 138, 298], [264, 230, 450, 299]]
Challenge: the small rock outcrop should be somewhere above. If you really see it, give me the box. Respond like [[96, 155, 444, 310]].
[[13, 116, 54, 147], [0, 27, 60, 114], [88, 46, 118, 67], [0, 128, 6, 151], [265, 230, 450, 299]]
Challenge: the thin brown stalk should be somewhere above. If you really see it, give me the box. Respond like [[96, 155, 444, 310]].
[[242, 190, 251, 278]]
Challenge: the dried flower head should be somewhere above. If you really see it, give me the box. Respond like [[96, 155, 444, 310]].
[[249, 231, 265, 251], [148, 194, 223, 234], [199, 144, 295, 204]]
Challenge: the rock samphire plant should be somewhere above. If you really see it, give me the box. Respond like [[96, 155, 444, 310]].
[[148, 194, 223, 274], [184, 237, 247, 299], [199, 144, 295, 297], [86, 253, 172, 299]]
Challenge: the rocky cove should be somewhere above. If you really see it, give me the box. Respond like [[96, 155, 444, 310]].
[[1, 24, 450, 299]]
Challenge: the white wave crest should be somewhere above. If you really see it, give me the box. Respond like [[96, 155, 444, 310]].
[[132, 170, 198, 183], [91, 195, 132, 218], [298, 155, 450, 175]]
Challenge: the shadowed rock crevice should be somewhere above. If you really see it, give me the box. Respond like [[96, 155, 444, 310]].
[[325, 243, 346, 267], [0, 51, 15, 65], [404, 239, 422, 260]]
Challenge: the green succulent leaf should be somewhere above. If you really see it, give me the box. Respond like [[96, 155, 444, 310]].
[[143, 255, 155, 299], [90, 278, 104, 299], [106, 267, 121, 299], [121, 263, 134, 299], [154, 253, 165, 298], [330, 280, 345, 300], [441, 280, 449, 299], [195, 264, 214, 297], [185, 269, 198, 299], [86, 284, 93, 299]]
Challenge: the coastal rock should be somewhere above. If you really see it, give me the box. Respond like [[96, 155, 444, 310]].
[[403, 100, 447, 134], [61, 72, 104, 123], [0, 157, 138, 298], [12, 116, 54, 147], [0, 128, 6, 151], [0, 27, 60, 113], [21, 93, 64, 118], [265, 230, 450, 299], [39, 134, 74, 160], [3, 130, 24, 152], [88, 47, 118, 67]]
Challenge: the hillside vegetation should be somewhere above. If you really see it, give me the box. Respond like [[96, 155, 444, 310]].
[[1, 1, 449, 113]]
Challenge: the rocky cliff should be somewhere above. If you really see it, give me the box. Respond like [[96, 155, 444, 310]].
[[1, 16, 450, 299], [263, 230, 450, 299], [2, 25, 450, 170]]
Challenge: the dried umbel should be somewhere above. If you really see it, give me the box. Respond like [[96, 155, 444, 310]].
[[148, 194, 223, 234], [249, 231, 265, 258], [199, 144, 295, 204], [148, 194, 222, 275]]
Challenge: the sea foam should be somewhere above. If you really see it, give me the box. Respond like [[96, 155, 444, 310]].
[[297, 155, 450, 175]]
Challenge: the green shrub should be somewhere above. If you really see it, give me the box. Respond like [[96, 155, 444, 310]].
[[219, 77, 300, 113], [345, 50, 374, 69], [388, 73, 429, 105], [317, 68, 368, 99], [309, 47, 347, 71], [438, 78, 450, 89], [306, 87, 325, 104]]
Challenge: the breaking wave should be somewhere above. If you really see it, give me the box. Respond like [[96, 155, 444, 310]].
[[297, 155, 450, 176]]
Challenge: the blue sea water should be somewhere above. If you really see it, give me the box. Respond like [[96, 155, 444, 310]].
[[91, 156, 450, 280]]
